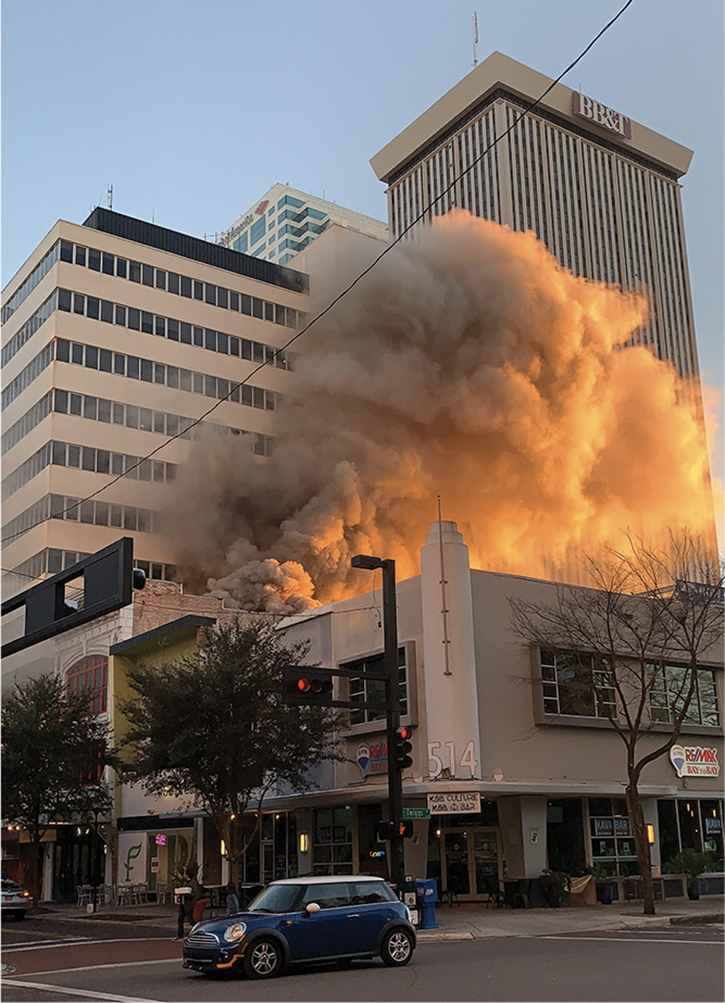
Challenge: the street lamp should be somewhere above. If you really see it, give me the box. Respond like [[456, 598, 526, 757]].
[[351, 554, 405, 893]]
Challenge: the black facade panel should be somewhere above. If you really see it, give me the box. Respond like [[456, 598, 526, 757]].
[[82, 207, 309, 293]]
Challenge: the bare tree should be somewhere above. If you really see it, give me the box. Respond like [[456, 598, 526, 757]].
[[510, 533, 723, 915]]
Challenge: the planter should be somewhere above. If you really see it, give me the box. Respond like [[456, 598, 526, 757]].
[[596, 882, 614, 905], [687, 881, 700, 901]]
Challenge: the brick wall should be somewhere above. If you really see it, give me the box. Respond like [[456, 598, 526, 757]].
[[132, 580, 238, 634]]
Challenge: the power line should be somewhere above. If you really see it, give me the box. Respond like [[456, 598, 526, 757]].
[[3, 0, 635, 546]]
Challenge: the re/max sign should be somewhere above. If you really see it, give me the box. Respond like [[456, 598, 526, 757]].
[[572, 92, 631, 139]]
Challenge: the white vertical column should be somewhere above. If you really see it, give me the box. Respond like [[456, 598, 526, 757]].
[[420, 521, 481, 779]]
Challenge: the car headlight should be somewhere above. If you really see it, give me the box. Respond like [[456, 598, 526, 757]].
[[224, 922, 247, 942]]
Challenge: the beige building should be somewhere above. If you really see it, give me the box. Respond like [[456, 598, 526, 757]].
[[371, 51, 700, 382], [272, 520, 723, 902], [1, 208, 310, 596]]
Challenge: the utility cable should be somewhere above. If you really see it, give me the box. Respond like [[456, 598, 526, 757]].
[[2, 0, 635, 545]]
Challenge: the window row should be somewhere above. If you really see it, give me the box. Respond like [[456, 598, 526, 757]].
[[277, 220, 328, 240], [2, 290, 58, 367], [1, 492, 161, 543], [540, 650, 719, 726], [1, 392, 53, 456], [50, 493, 160, 534], [1, 441, 52, 500], [2, 342, 54, 411], [1, 242, 60, 324], [3, 546, 176, 586], [56, 287, 295, 369], [50, 440, 178, 484], [51, 388, 274, 457], [58, 239, 307, 327], [55, 337, 281, 412]]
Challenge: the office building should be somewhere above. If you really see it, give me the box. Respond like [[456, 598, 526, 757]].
[[1, 208, 310, 596], [217, 183, 387, 266], [371, 51, 700, 381]]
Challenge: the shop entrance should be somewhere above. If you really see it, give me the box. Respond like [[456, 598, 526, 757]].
[[441, 828, 501, 899]]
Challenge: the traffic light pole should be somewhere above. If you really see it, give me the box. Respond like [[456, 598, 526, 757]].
[[381, 559, 405, 893]]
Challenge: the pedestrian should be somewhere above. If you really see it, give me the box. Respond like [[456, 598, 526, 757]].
[[226, 881, 240, 915], [174, 862, 203, 940]]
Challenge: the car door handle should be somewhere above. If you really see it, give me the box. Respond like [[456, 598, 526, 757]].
[[347, 913, 360, 918]]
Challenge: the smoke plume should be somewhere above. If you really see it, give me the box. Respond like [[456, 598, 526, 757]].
[[164, 212, 719, 612]]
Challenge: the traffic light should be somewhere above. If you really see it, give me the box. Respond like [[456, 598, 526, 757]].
[[398, 820, 413, 839], [376, 820, 395, 842], [392, 726, 413, 770], [283, 665, 334, 706]]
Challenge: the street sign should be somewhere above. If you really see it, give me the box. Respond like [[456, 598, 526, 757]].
[[403, 808, 431, 819]]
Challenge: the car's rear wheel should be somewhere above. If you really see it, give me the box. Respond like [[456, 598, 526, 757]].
[[243, 938, 283, 979], [381, 927, 414, 967]]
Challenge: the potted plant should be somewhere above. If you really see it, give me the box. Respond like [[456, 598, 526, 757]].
[[664, 849, 711, 900], [589, 864, 616, 905]]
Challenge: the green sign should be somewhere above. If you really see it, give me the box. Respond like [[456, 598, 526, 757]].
[[403, 808, 431, 819]]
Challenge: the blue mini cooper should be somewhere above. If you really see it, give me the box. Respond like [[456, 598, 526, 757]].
[[182, 875, 416, 980]]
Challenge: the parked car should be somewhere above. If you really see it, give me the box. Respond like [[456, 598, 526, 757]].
[[183, 874, 416, 979], [1, 879, 31, 920]]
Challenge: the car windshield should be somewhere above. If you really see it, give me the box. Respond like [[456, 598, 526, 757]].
[[1, 880, 22, 892], [246, 884, 301, 914]]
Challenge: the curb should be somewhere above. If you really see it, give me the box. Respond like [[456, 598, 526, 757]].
[[417, 931, 475, 942], [669, 913, 723, 926]]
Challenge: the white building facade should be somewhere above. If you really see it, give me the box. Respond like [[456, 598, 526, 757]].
[[217, 184, 387, 267]]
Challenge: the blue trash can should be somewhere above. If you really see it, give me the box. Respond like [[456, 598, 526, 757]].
[[415, 878, 439, 929]]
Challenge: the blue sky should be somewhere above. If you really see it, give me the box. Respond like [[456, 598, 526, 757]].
[[3, 0, 723, 489]]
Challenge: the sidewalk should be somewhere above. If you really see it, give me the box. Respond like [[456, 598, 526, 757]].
[[36, 894, 724, 941], [416, 894, 725, 941]]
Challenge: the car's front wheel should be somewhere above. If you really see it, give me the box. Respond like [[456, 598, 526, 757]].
[[381, 927, 414, 967], [243, 938, 283, 979]]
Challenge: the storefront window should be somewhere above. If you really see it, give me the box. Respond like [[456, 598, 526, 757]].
[[314, 807, 353, 875], [547, 799, 586, 874], [700, 800, 723, 859], [657, 800, 680, 865], [589, 798, 639, 876], [678, 800, 702, 851]]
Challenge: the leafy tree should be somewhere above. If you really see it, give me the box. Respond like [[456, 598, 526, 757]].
[[120, 619, 342, 886], [2, 673, 116, 905], [510, 533, 723, 916]]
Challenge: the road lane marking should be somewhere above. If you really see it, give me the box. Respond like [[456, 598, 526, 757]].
[[3, 937, 175, 953], [4, 958, 181, 977], [0, 978, 160, 1002], [540, 935, 723, 945]]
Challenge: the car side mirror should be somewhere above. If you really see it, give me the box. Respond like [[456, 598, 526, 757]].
[[304, 902, 321, 915]]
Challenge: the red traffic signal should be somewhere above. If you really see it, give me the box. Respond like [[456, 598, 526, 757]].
[[393, 727, 413, 770], [283, 666, 335, 706]]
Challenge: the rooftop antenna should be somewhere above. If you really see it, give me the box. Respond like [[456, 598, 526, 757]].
[[107, 184, 113, 210], [471, 12, 478, 69]]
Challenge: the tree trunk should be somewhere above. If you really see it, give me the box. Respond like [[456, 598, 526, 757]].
[[625, 780, 655, 915]]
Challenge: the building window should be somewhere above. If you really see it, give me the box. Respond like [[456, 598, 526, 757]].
[[66, 655, 108, 715], [588, 798, 638, 877], [345, 647, 408, 726], [649, 665, 720, 727], [313, 807, 353, 875], [540, 650, 616, 719]]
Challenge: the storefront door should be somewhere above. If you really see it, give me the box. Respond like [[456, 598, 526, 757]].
[[441, 828, 500, 899]]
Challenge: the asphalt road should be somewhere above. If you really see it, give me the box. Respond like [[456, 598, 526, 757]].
[[2, 922, 723, 1002]]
